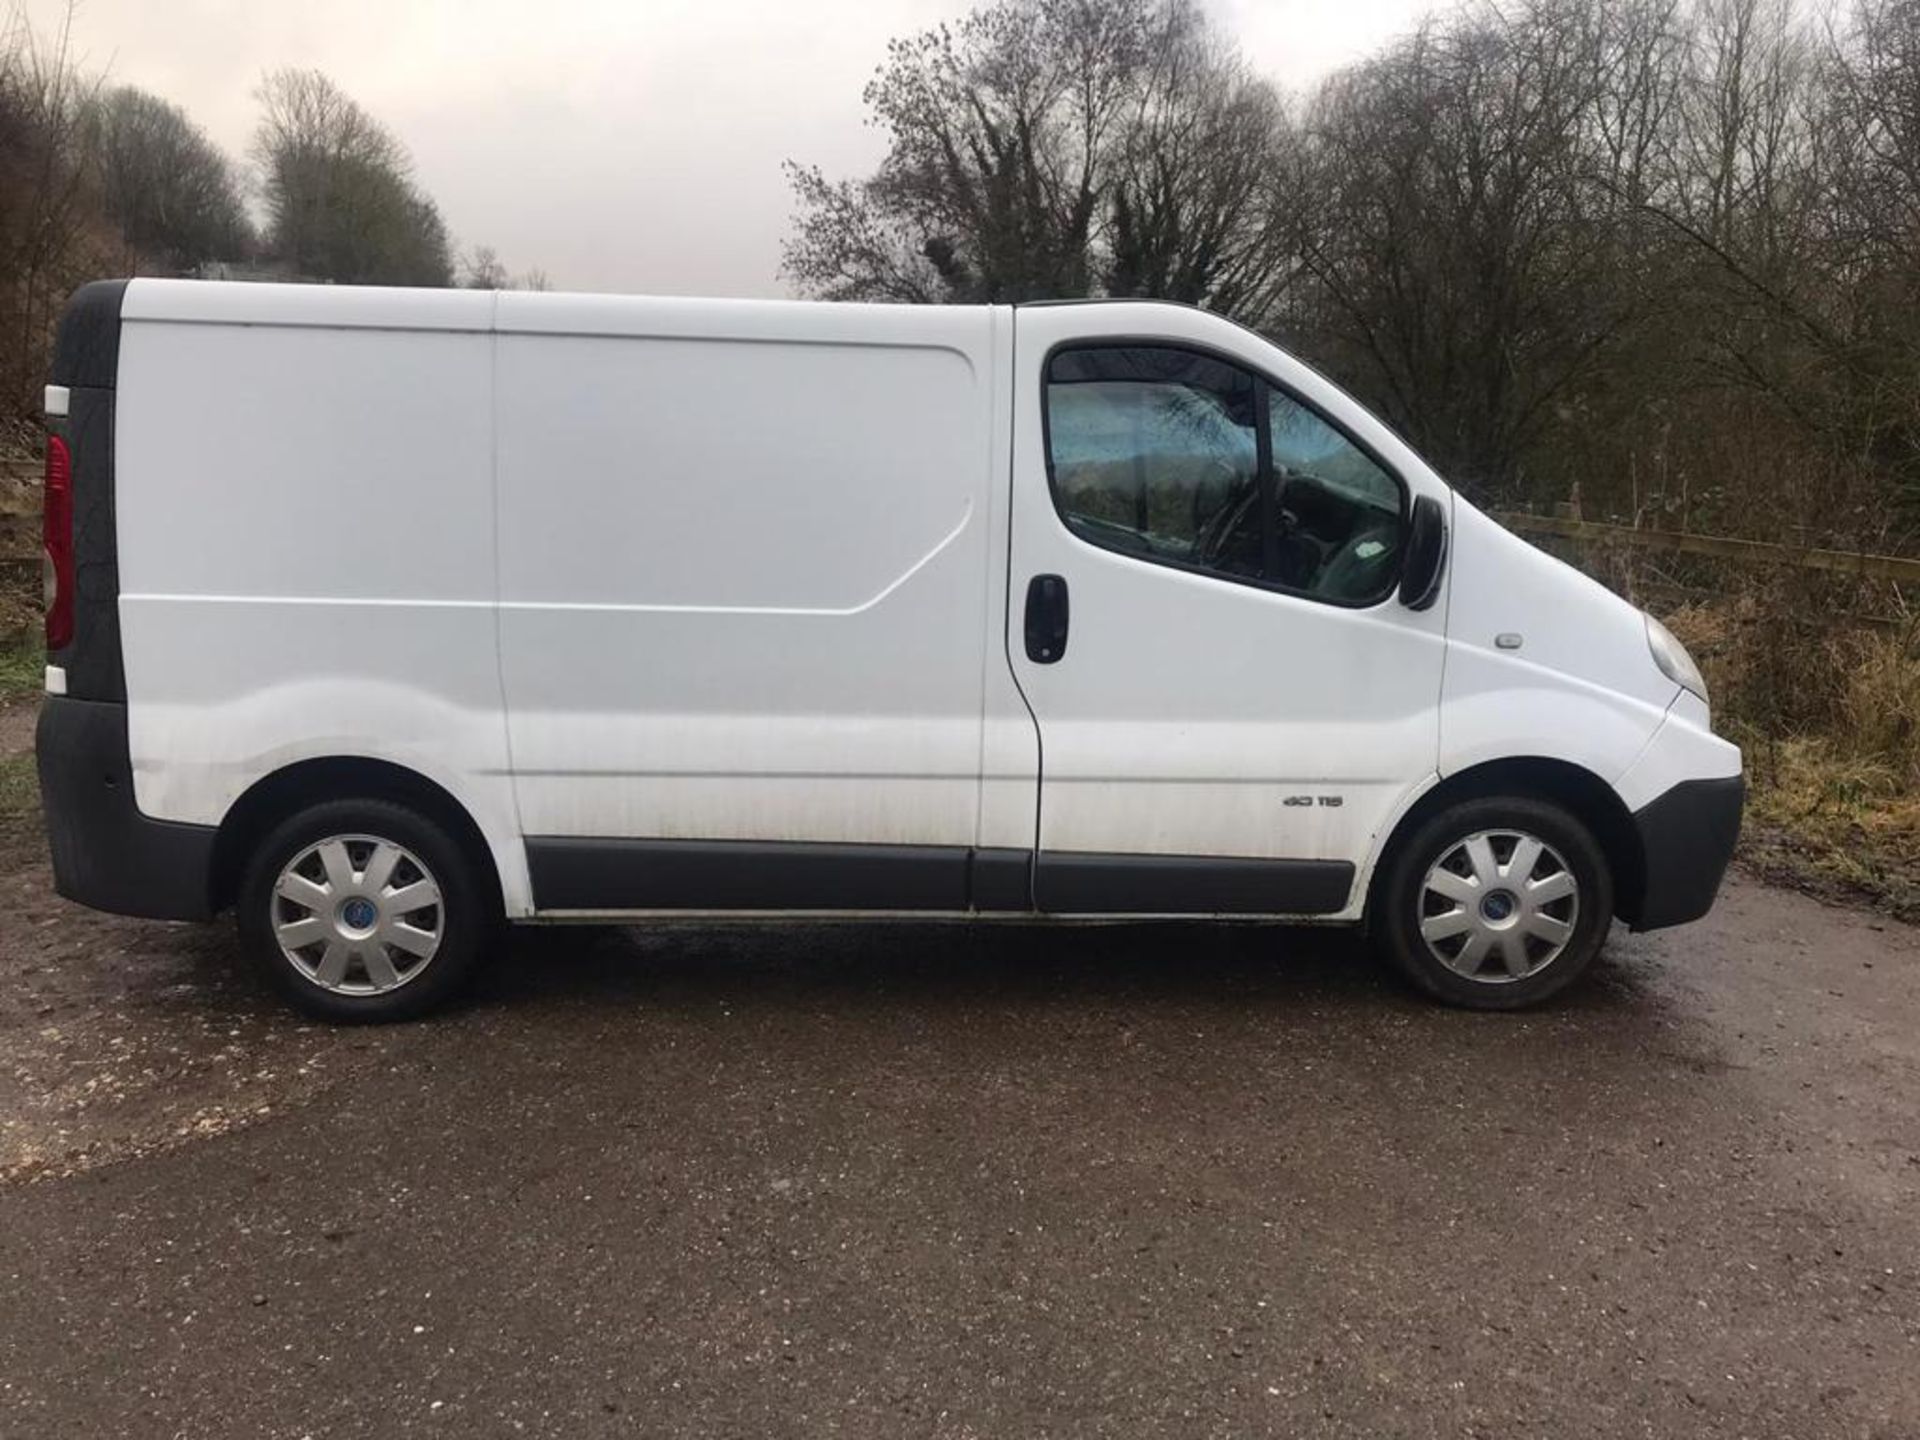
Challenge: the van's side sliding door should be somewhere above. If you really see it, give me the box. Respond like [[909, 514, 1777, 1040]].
[[493, 297, 1036, 914]]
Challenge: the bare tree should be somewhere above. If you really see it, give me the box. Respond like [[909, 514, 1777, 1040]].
[[1807, 0, 1920, 521], [783, 0, 1284, 312], [461, 243, 510, 289], [1285, 3, 1632, 498], [1823, 0, 1920, 263], [1104, 3, 1294, 319], [0, 2, 114, 417], [1677, 0, 1816, 253], [252, 68, 453, 286], [83, 85, 251, 272], [461, 244, 553, 291]]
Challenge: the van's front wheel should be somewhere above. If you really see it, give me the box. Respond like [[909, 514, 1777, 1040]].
[[237, 799, 492, 1022], [1375, 796, 1613, 1010]]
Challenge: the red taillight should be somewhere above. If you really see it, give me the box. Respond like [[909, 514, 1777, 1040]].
[[43, 433, 73, 650]]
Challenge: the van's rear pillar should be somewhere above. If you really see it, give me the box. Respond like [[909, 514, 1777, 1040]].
[[35, 279, 217, 922]]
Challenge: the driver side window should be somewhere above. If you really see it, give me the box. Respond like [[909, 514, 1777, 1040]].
[[1044, 344, 1407, 605], [1044, 347, 1263, 581]]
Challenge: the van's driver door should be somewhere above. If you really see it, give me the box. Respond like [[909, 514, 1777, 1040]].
[[1006, 304, 1450, 915]]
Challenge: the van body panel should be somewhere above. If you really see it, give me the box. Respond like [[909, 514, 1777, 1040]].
[[523, 838, 1048, 913], [1440, 501, 1680, 786], [121, 275, 493, 332], [1625, 774, 1744, 927], [118, 599, 531, 912], [110, 287, 531, 913], [493, 295, 1016, 862], [116, 320, 496, 602], [1615, 690, 1743, 811], [37, 695, 216, 920], [1032, 851, 1355, 914], [1007, 303, 1451, 915]]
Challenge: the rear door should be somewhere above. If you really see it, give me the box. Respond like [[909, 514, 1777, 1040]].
[[1006, 303, 1450, 915]]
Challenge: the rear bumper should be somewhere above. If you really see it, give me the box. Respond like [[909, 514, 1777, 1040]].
[[36, 695, 215, 921], [1625, 774, 1744, 931]]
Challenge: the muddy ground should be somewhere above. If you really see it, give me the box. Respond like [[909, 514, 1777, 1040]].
[[0, 704, 1915, 1438]]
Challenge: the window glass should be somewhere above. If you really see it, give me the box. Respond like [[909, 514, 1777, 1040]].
[[1044, 347, 1263, 579], [1043, 344, 1406, 604], [1268, 390, 1404, 603]]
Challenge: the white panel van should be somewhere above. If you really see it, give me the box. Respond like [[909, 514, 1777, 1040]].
[[34, 280, 1742, 1020]]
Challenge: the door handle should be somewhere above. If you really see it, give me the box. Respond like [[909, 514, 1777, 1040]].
[[1024, 574, 1069, 664]]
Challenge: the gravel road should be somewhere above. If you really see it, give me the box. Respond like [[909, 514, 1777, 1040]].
[[0, 716, 1915, 1437]]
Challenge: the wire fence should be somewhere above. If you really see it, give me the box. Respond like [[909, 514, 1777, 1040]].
[[1493, 511, 1918, 634]]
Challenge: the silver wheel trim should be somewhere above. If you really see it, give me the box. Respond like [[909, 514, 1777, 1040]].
[[1417, 829, 1579, 984], [270, 834, 444, 996]]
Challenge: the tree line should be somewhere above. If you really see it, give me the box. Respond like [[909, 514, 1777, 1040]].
[[0, 9, 542, 420], [785, 0, 1920, 553]]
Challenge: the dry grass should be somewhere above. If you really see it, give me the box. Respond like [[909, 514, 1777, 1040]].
[[0, 584, 38, 642], [0, 750, 37, 844], [1666, 596, 1920, 917], [1836, 627, 1920, 789], [1741, 737, 1920, 918], [0, 634, 40, 701]]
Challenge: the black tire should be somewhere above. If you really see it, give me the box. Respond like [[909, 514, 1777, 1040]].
[[1373, 794, 1614, 1010], [237, 798, 496, 1022]]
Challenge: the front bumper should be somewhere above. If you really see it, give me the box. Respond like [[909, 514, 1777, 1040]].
[[36, 695, 216, 921], [1624, 774, 1744, 930]]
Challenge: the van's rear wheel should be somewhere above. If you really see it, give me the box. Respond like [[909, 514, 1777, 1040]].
[[1375, 795, 1613, 1010], [238, 799, 491, 1022]]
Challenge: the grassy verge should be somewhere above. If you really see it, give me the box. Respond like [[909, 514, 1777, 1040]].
[[0, 750, 38, 850], [1738, 737, 1920, 920], [0, 635, 43, 858], [0, 634, 41, 701], [1666, 601, 1920, 921]]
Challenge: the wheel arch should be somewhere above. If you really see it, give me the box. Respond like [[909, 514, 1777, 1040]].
[[210, 756, 506, 917], [1365, 757, 1645, 927]]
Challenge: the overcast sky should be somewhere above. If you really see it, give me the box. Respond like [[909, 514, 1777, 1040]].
[[25, 0, 1430, 296]]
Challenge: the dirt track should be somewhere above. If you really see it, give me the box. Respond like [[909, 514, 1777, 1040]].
[[0, 712, 1916, 1437]]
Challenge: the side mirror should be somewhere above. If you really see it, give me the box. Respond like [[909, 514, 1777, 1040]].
[[1399, 494, 1447, 611]]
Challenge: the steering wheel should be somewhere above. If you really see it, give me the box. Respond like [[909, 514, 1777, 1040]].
[[1189, 456, 1250, 537]]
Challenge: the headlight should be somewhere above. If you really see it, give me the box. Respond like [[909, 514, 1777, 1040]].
[[1645, 613, 1708, 702]]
